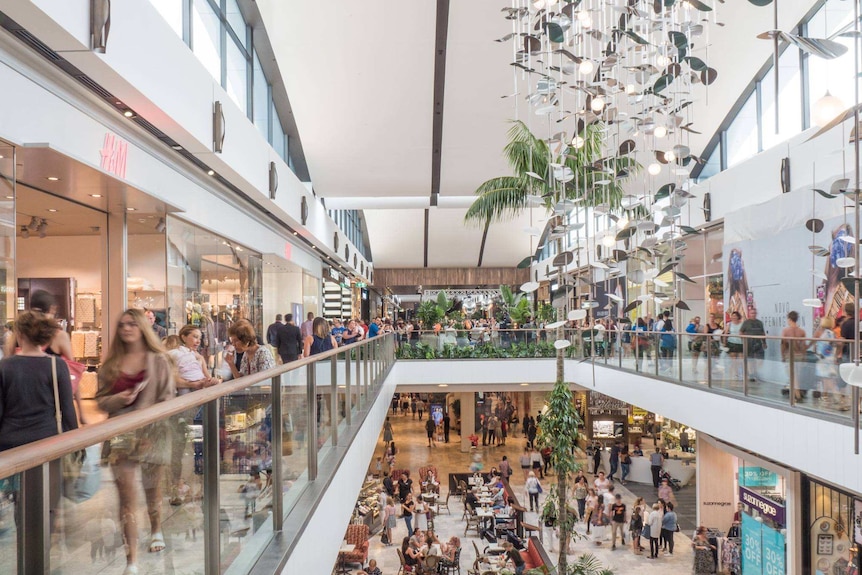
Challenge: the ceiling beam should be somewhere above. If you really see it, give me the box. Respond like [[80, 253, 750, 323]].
[[373, 267, 529, 289], [430, 0, 450, 207], [423, 208, 430, 268]]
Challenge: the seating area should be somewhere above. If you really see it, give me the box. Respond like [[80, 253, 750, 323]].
[[520, 536, 552, 574], [342, 524, 370, 567]]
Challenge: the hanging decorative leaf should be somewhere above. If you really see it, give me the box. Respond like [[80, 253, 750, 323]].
[[524, 35, 542, 54], [686, 0, 713, 11], [814, 189, 837, 199], [655, 183, 676, 200], [517, 256, 534, 269], [618, 140, 636, 155], [676, 272, 696, 283], [686, 56, 708, 71], [553, 252, 575, 267], [748, 0, 773, 5], [544, 22, 566, 43], [616, 227, 637, 241], [675, 300, 691, 310], [680, 225, 700, 235], [669, 31, 688, 49], [806, 218, 824, 233], [624, 300, 640, 313], [624, 30, 651, 45], [701, 67, 718, 85], [654, 73, 674, 93]]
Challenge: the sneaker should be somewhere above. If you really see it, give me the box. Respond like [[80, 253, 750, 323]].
[[611, 545, 616, 550]]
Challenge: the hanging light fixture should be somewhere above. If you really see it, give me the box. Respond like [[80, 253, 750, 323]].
[[601, 235, 616, 248], [27, 216, 39, 231], [578, 60, 595, 76], [20, 226, 29, 239], [648, 163, 662, 176], [37, 219, 48, 238], [590, 96, 606, 112], [654, 126, 668, 138], [813, 91, 845, 127], [571, 135, 585, 149]]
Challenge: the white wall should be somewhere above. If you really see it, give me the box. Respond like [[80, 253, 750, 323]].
[[17, 235, 104, 292], [390, 358, 862, 496]]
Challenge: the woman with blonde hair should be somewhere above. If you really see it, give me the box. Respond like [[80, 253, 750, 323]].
[[96, 309, 176, 575], [814, 317, 840, 407]]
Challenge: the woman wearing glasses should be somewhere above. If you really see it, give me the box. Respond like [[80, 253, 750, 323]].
[[97, 309, 176, 575]]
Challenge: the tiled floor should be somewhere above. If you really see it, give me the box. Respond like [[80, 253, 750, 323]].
[[356, 410, 700, 574]]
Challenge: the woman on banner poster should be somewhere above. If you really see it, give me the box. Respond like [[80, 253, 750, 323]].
[[726, 248, 753, 321], [823, 223, 855, 323]]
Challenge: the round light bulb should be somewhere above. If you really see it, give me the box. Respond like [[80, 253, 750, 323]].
[[617, 216, 629, 229], [654, 126, 668, 138], [581, 16, 593, 29], [665, 150, 677, 162], [571, 135, 585, 149], [578, 60, 595, 76], [626, 84, 637, 95], [656, 55, 669, 67], [648, 162, 662, 176], [813, 91, 846, 127], [577, 10, 590, 21], [590, 96, 605, 112], [602, 235, 616, 248]]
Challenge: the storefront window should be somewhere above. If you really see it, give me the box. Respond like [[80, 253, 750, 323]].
[[808, 479, 860, 574], [737, 458, 786, 574], [166, 217, 263, 371], [0, 142, 14, 328], [192, 0, 222, 85]]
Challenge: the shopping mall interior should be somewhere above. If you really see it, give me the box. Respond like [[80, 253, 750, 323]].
[[0, 1, 860, 574]]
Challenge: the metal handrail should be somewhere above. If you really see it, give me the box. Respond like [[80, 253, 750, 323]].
[[0, 334, 392, 480]]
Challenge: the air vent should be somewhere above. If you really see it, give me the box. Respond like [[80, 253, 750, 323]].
[[74, 74, 114, 101], [12, 28, 61, 61], [133, 116, 168, 139]]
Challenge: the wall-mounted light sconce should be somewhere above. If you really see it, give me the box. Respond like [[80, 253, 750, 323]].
[[91, 0, 111, 53], [213, 101, 226, 153], [269, 161, 278, 200]]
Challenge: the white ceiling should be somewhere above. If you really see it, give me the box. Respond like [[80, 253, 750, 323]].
[[262, 0, 820, 273]]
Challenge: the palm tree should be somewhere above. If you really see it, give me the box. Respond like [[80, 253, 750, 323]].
[[467, 120, 637, 573]]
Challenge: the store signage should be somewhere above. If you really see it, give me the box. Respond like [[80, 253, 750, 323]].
[[761, 523, 786, 575], [740, 486, 785, 525], [741, 513, 762, 575], [588, 392, 629, 415], [740, 466, 778, 488], [355, 282, 367, 288], [100, 132, 128, 179]]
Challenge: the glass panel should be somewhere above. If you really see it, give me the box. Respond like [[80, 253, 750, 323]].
[[220, 383, 273, 571], [127, 213, 167, 327], [192, 0, 222, 84], [149, 0, 184, 37], [0, 142, 14, 572], [726, 92, 758, 167], [807, 0, 857, 127], [280, 367, 309, 514], [225, 0, 247, 47], [697, 141, 721, 181], [761, 47, 802, 150], [225, 36, 248, 114], [253, 51, 270, 141], [271, 106, 285, 159]]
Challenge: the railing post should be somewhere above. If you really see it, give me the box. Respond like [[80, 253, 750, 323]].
[[654, 334, 660, 377], [331, 355, 339, 446], [345, 346, 352, 411], [307, 366, 318, 480], [789, 342, 796, 407], [18, 465, 49, 575], [678, 333, 684, 382], [203, 399, 221, 575], [742, 338, 749, 396], [364, 343, 370, 395], [706, 332, 713, 388], [634, 335, 640, 372], [339, 354, 350, 427], [271, 375, 283, 529]]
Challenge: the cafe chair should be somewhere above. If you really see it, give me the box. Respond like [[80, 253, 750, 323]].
[[464, 508, 481, 537], [342, 524, 369, 566], [439, 547, 462, 575], [437, 491, 452, 514], [419, 554, 441, 575], [396, 548, 412, 575]]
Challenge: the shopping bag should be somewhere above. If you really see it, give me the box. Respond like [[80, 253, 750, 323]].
[[64, 444, 102, 503]]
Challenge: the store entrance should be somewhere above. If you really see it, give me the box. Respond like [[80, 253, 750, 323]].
[[15, 185, 108, 403]]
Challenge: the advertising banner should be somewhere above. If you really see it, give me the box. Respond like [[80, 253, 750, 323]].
[[761, 523, 786, 575], [856, 499, 862, 545], [740, 486, 786, 525], [724, 207, 854, 384], [742, 513, 762, 575], [593, 276, 627, 319], [740, 466, 778, 488]]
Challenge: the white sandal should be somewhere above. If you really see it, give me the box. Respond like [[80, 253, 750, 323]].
[[122, 565, 139, 575], [149, 532, 165, 552]]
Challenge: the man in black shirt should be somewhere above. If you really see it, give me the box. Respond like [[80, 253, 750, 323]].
[[610, 494, 627, 549], [838, 302, 857, 411], [382, 471, 394, 497], [609, 442, 621, 481], [272, 314, 303, 363], [740, 309, 767, 381], [503, 541, 525, 574], [265, 314, 283, 345], [443, 412, 450, 442]]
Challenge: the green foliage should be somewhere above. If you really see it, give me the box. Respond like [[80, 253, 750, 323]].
[[394, 341, 557, 360], [525, 553, 615, 575], [395, 343, 438, 360], [509, 298, 533, 324], [465, 121, 640, 226], [536, 301, 558, 323]]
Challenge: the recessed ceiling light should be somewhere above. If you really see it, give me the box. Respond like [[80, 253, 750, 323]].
[[207, 170, 215, 176], [293, 231, 298, 235], [90, 194, 102, 198], [5, 195, 12, 199], [438, 384, 449, 388], [0, 155, 4, 159], [47, 208, 57, 213], [123, 110, 134, 118], [171, 145, 183, 151], [46, 176, 59, 181], [520, 383, 530, 386], [126, 207, 136, 211]]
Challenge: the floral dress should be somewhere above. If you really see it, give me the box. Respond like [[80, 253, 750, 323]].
[[240, 346, 276, 376]]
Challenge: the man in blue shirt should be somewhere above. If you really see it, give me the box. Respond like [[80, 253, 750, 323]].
[[330, 318, 346, 344], [368, 318, 381, 337]]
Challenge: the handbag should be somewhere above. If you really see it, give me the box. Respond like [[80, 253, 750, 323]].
[[51, 357, 100, 502], [641, 524, 651, 538], [62, 358, 87, 394]]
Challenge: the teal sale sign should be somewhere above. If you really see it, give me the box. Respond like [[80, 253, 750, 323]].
[[740, 466, 778, 487], [761, 523, 786, 575], [741, 513, 786, 575], [742, 513, 763, 575]]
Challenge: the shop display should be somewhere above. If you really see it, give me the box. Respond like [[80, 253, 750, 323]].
[[808, 478, 860, 575], [353, 478, 382, 534]]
